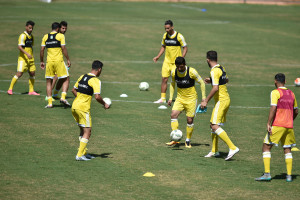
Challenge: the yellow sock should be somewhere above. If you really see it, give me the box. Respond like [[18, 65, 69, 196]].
[[161, 93, 166, 101], [186, 123, 194, 140], [215, 128, 236, 150], [8, 75, 18, 90], [61, 92, 67, 100], [28, 76, 35, 92], [211, 132, 219, 153], [48, 96, 53, 105], [285, 153, 293, 175], [77, 138, 89, 157], [263, 152, 271, 173], [171, 119, 178, 130]]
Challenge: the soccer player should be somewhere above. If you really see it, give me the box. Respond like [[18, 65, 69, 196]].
[[167, 57, 206, 148], [51, 21, 70, 99], [40, 22, 71, 108], [7, 20, 40, 95], [71, 60, 110, 161], [200, 50, 239, 161], [153, 20, 188, 104], [255, 73, 298, 182]]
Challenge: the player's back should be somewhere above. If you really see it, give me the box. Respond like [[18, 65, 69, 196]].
[[210, 65, 229, 102], [42, 32, 65, 62]]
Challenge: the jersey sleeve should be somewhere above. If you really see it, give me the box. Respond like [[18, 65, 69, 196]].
[[190, 68, 206, 99], [74, 75, 84, 89], [89, 78, 101, 94], [41, 34, 47, 46], [57, 33, 66, 46], [169, 70, 176, 100], [270, 90, 280, 106], [178, 33, 187, 47], [18, 33, 25, 46], [161, 33, 167, 46], [210, 68, 222, 86]]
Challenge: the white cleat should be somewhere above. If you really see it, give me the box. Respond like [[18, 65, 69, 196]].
[[153, 98, 166, 104], [204, 151, 220, 158], [85, 154, 95, 159], [60, 99, 71, 107], [76, 155, 91, 161], [225, 147, 239, 161]]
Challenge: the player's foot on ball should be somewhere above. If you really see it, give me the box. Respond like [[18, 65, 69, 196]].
[[166, 141, 180, 146], [60, 99, 71, 107], [225, 147, 239, 161], [154, 98, 166, 104], [255, 173, 271, 181], [45, 104, 53, 108], [85, 154, 95, 159], [28, 91, 40, 96], [7, 90, 13, 95], [204, 151, 220, 158], [185, 141, 192, 148], [76, 155, 91, 161], [286, 175, 292, 182]]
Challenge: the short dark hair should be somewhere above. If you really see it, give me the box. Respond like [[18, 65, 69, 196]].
[[26, 20, 35, 27], [51, 22, 60, 30], [92, 60, 103, 69], [275, 73, 285, 83], [165, 20, 173, 26], [175, 57, 186, 66], [60, 21, 68, 27], [206, 50, 218, 61]]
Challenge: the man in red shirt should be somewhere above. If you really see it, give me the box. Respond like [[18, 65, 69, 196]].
[[255, 73, 298, 182]]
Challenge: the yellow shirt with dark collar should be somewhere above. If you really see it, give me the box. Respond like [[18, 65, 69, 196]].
[[41, 31, 65, 62], [72, 73, 101, 113], [169, 66, 206, 101], [161, 31, 187, 64], [18, 31, 34, 61], [210, 64, 230, 102]]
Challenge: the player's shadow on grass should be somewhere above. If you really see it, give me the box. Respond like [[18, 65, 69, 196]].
[[89, 153, 112, 158], [273, 173, 299, 180], [170, 143, 210, 150]]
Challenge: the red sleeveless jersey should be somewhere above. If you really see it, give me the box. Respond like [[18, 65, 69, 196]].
[[272, 88, 295, 128]]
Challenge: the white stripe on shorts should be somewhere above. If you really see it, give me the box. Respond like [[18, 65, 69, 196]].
[[17, 61, 23, 72], [86, 112, 90, 127], [212, 101, 220, 124]]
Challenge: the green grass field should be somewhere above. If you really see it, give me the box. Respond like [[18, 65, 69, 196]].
[[1, 0, 300, 199]]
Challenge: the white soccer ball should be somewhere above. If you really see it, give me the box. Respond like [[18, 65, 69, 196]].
[[103, 97, 112, 106], [294, 78, 300, 87], [170, 129, 183, 142], [139, 82, 149, 91]]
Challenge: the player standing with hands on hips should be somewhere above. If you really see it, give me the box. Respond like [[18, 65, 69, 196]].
[[153, 20, 188, 104], [200, 51, 239, 161]]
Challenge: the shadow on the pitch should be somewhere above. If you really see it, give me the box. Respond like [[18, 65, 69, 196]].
[[89, 153, 113, 158], [273, 173, 299, 180]]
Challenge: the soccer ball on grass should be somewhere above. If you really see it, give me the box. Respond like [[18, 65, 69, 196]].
[[139, 82, 149, 91], [294, 78, 300, 87], [170, 129, 183, 142]]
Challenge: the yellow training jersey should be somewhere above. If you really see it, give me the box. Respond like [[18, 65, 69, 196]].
[[72, 73, 101, 113], [18, 31, 34, 61], [161, 31, 186, 64], [210, 64, 230, 102], [170, 66, 206, 101], [41, 31, 65, 62]]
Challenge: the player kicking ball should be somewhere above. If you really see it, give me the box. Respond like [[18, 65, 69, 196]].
[[167, 57, 206, 148], [71, 60, 110, 161]]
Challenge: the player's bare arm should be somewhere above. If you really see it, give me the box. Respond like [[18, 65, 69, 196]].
[[267, 106, 277, 134], [95, 94, 110, 109], [40, 46, 45, 69], [182, 46, 188, 57], [18, 45, 32, 59], [293, 108, 298, 120], [61, 45, 71, 67], [72, 87, 77, 97], [153, 46, 165, 63], [201, 85, 219, 108]]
